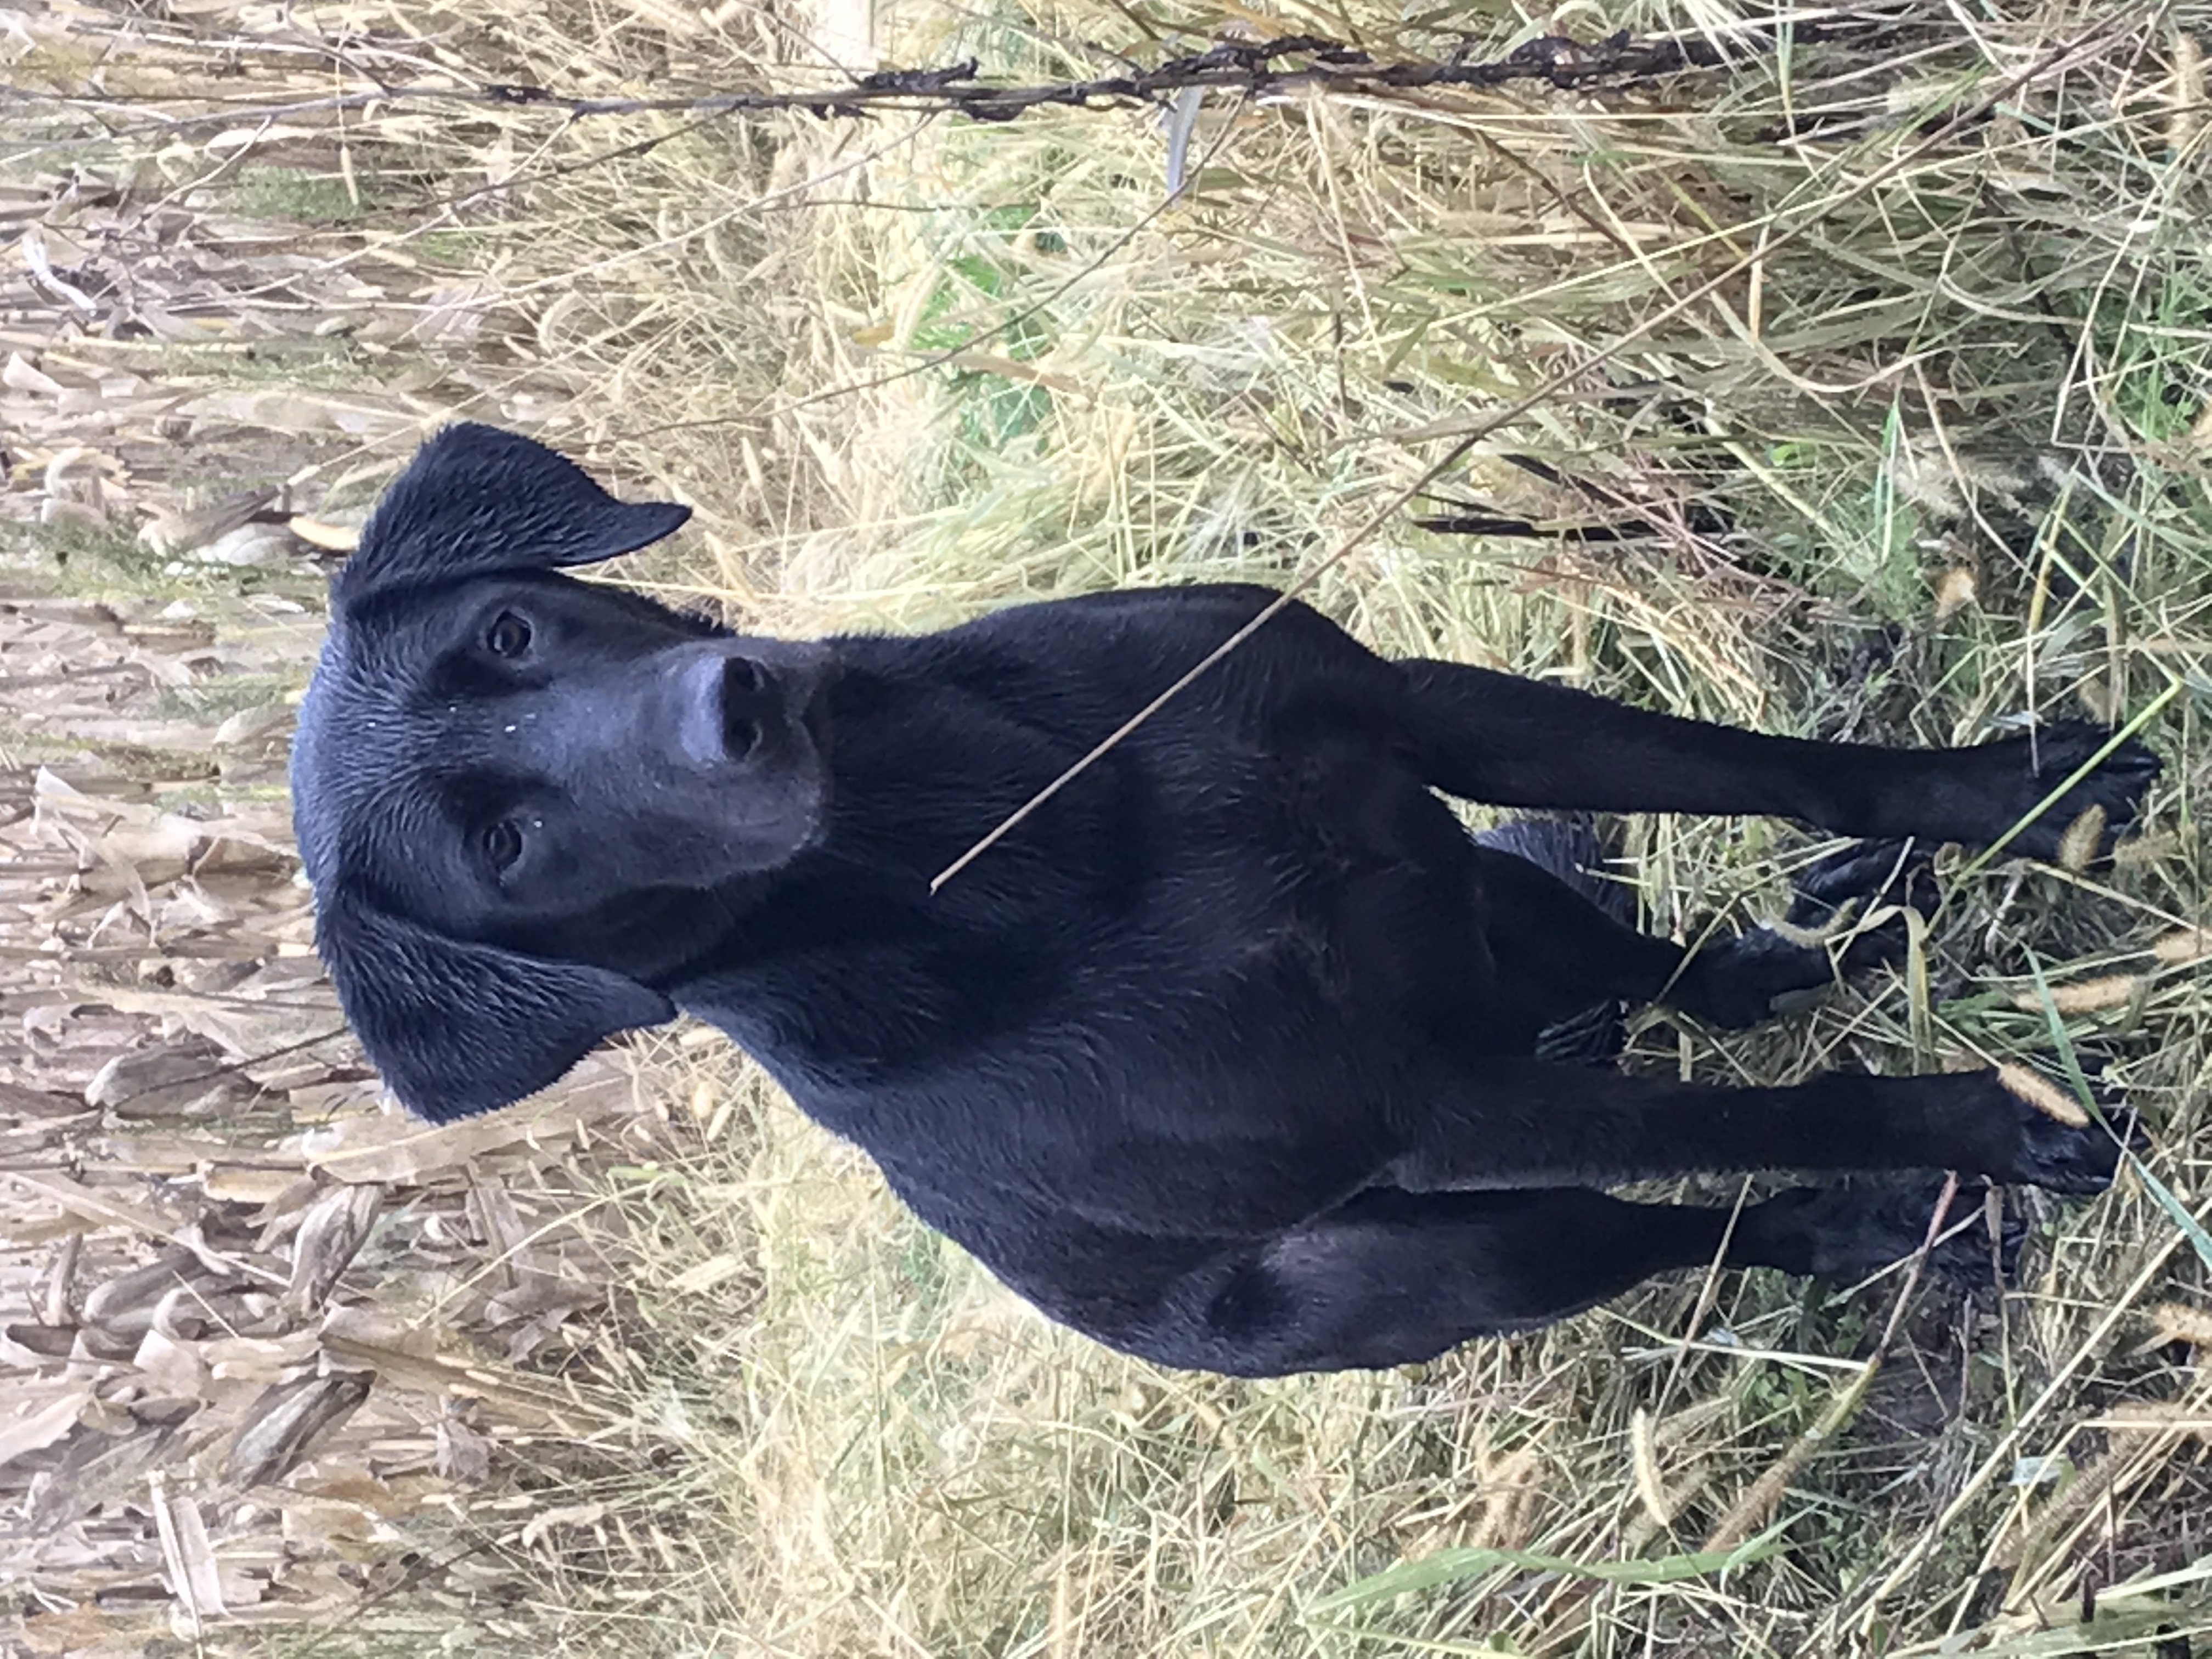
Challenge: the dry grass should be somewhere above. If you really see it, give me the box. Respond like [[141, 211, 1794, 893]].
[[4, 0, 2212, 1652]]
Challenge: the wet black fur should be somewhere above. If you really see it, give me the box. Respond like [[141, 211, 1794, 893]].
[[291, 425, 2157, 1376]]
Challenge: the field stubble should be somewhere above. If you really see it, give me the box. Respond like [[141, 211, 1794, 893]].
[[2, 0, 2210, 1652]]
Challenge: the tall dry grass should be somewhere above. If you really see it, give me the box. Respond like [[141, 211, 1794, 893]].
[[2, 0, 2210, 1652]]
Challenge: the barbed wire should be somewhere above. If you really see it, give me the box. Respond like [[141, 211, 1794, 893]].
[[484, 30, 1795, 123], [7, 16, 1905, 147]]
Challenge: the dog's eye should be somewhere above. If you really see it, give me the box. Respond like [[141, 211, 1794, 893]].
[[480, 820, 525, 873], [484, 612, 533, 658]]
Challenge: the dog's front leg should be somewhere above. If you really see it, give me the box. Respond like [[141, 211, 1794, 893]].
[[1394, 660, 2155, 859]]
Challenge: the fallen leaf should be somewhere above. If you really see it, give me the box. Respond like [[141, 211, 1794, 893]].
[[225, 1372, 372, 1490], [0, 1385, 94, 1471]]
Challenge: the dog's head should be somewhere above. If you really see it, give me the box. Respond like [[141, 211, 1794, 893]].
[[293, 424, 830, 1120]]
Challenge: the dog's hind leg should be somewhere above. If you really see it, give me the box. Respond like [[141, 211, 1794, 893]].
[[1387, 1057, 2126, 1196], [1466, 832, 1936, 1041], [1465, 823, 1656, 1058], [1129, 1180, 2007, 1374]]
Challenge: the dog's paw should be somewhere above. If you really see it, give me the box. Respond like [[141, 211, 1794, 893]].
[[1786, 837, 1933, 924], [1984, 1066, 2141, 1194], [1669, 929, 1820, 1028], [1742, 1180, 2019, 1283], [1997, 722, 2159, 866], [1783, 837, 1937, 970], [1669, 838, 1935, 1029]]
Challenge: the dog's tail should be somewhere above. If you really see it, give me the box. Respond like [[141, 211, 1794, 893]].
[[1471, 814, 1632, 1064]]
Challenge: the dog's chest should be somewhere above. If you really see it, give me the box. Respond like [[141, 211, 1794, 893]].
[[687, 661, 1491, 1096], [925, 718, 1472, 1023]]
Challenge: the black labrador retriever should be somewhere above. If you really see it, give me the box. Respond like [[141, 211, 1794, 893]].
[[291, 424, 2156, 1377]]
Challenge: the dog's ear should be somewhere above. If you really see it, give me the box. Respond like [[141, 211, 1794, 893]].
[[317, 889, 675, 1122], [337, 423, 692, 602]]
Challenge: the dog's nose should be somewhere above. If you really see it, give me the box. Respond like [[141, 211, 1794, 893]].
[[719, 656, 774, 761]]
